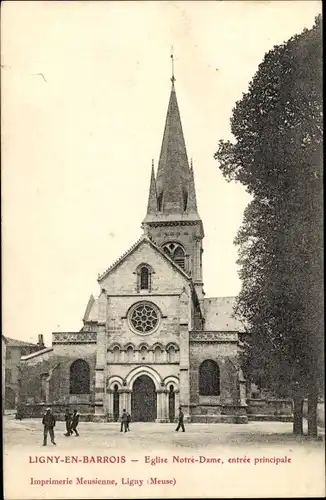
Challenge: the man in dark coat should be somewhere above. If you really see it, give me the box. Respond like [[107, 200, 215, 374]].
[[70, 409, 80, 436], [64, 407, 72, 436], [126, 412, 131, 431], [120, 409, 128, 433], [175, 406, 185, 432], [42, 407, 56, 446]]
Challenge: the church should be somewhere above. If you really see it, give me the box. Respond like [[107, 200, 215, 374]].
[[20, 76, 248, 424]]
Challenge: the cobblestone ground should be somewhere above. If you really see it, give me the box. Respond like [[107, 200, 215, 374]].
[[3, 415, 324, 451]]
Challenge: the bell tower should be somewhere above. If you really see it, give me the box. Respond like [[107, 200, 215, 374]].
[[142, 69, 205, 301]]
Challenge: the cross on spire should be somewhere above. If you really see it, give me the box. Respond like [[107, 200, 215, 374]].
[[170, 46, 175, 84]]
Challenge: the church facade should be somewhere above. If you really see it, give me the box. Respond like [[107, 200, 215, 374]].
[[20, 79, 248, 423]]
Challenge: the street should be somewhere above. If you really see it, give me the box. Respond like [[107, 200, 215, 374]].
[[3, 416, 325, 499], [3, 415, 324, 451]]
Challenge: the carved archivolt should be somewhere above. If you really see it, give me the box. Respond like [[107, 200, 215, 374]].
[[107, 375, 124, 390]]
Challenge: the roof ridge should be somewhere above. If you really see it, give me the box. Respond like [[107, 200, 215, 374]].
[[4, 336, 40, 346], [97, 233, 191, 283], [98, 235, 145, 281], [21, 346, 53, 360]]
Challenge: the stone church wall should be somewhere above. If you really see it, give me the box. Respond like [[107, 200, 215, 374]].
[[106, 294, 182, 349], [189, 339, 246, 422], [20, 342, 97, 417]]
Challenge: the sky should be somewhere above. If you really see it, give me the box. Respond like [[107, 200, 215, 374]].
[[2, 0, 321, 346]]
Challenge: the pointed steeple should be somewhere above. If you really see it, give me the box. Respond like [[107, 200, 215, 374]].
[[143, 70, 201, 225], [155, 79, 191, 214], [146, 161, 158, 214], [186, 160, 198, 213]]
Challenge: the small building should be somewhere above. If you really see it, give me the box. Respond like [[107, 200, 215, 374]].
[[4, 335, 45, 410]]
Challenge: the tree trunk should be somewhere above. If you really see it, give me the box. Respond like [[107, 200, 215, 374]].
[[293, 396, 303, 435], [307, 392, 318, 438]]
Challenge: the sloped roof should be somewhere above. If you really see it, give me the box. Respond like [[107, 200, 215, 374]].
[[83, 294, 95, 321], [98, 234, 191, 283], [4, 336, 39, 347], [203, 296, 245, 332], [83, 295, 99, 323], [21, 347, 53, 361]]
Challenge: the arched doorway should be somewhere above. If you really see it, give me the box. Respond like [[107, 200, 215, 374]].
[[113, 384, 120, 422], [131, 375, 157, 422]]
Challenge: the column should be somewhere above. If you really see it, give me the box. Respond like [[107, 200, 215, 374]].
[[106, 390, 114, 422], [119, 390, 131, 414], [155, 389, 169, 423], [94, 367, 105, 419], [165, 390, 170, 422], [162, 390, 169, 422], [179, 326, 190, 421], [175, 390, 180, 422], [125, 390, 132, 413], [95, 292, 107, 420], [179, 286, 191, 422]]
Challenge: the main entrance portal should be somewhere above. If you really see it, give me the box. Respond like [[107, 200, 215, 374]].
[[131, 375, 157, 421]]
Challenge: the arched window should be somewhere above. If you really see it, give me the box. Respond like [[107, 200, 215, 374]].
[[162, 242, 186, 270], [126, 346, 134, 363], [70, 359, 90, 394], [140, 267, 149, 290], [174, 247, 185, 269], [136, 264, 152, 292], [113, 346, 120, 363], [199, 360, 220, 396], [167, 345, 177, 363], [140, 346, 147, 362], [154, 346, 162, 363]]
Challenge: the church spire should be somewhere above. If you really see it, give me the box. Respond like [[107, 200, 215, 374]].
[[146, 160, 158, 214], [155, 77, 190, 214], [143, 62, 201, 225]]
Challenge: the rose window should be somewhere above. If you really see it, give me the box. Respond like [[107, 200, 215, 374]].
[[129, 302, 159, 335]]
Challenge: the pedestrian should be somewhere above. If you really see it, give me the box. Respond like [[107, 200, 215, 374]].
[[126, 411, 131, 431], [70, 409, 80, 436], [64, 407, 72, 436], [120, 409, 128, 433], [15, 404, 24, 420], [175, 406, 185, 432], [42, 407, 56, 446]]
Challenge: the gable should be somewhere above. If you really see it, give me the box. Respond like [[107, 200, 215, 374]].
[[99, 239, 189, 295]]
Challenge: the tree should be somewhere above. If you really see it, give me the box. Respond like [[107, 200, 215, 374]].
[[215, 16, 323, 436]]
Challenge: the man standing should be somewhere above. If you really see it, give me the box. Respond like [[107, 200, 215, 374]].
[[64, 407, 72, 436], [175, 406, 185, 432], [120, 409, 128, 433], [126, 411, 131, 432], [70, 409, 80, 436], [42, 407, 56, 446]]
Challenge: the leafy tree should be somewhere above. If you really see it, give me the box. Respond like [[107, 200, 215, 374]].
[[215, 15, 323, 436]]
